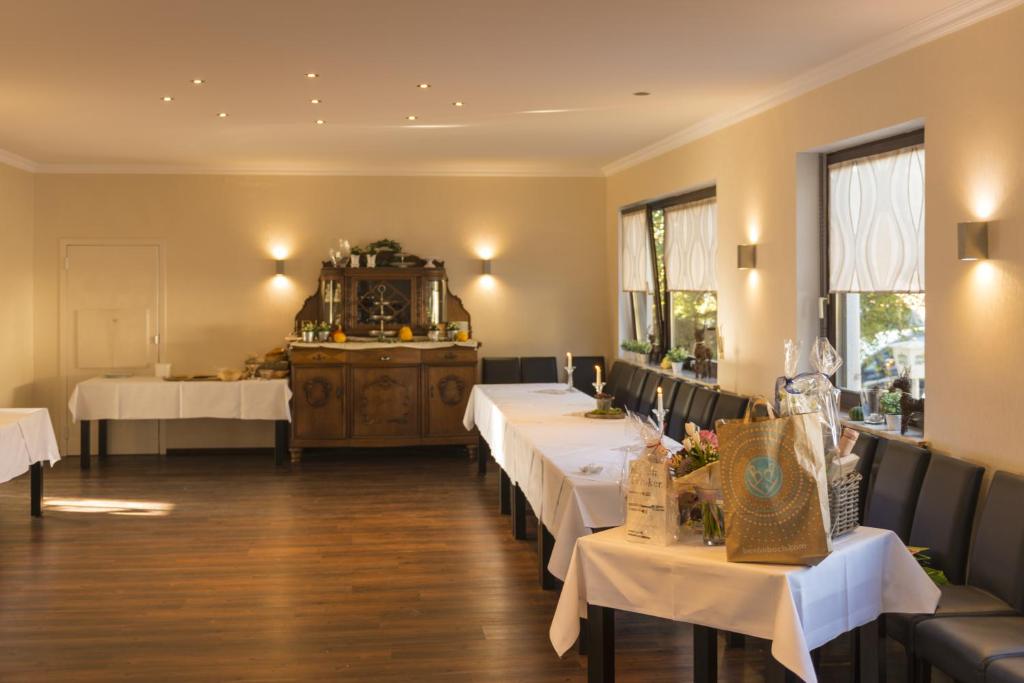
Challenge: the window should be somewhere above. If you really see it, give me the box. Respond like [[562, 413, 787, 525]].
[[620, 188, 717, 369], [823, 130, 925, 398]]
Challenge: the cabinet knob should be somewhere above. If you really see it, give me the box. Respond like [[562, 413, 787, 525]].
[[379, 355, 391, 361]]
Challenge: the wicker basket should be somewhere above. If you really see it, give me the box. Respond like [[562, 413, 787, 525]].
[[828, 471, 862, 538]]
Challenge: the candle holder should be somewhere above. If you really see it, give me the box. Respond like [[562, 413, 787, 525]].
[[592, 381, 606, 396], [653, 406, 669, 433], [564, 364, 575, 393]]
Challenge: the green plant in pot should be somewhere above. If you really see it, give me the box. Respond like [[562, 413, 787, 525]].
[[301, 320, 316, 342], [666, 346, 687, 376], [880, 389, 903, 431]]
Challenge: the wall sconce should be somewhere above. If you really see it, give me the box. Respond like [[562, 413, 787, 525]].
[[481, 259, 492, 275], [737, 244, 758, 270], [958, 222, 989, 260], [275, 259, 286, 276]]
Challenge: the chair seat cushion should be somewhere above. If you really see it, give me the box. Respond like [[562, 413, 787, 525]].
[[987, 656, 1024, 683], [916, 616, 1024, 683], [888, 585, 1016, 647]]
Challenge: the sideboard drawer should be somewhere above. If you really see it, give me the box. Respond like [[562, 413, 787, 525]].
[[348, 348, 421, 365], [421, 347, 477, 364], [291, 347, 348, 364]]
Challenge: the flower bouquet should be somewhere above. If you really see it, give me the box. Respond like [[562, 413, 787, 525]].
[[671, 423, 725, 545]]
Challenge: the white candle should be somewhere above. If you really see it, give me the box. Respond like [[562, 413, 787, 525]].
[[567, 352, 573, 367], [657, 386, 664, 413], [595, 364, 601, 384]]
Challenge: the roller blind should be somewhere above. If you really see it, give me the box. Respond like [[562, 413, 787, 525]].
[[829, 145, 925, 292], [621, 210, 653, 292], [664, 198, 717, 291]]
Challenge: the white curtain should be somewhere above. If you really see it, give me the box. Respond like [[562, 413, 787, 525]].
[[664, 198, 717, 291], [829, 145, 925, 292], [621, 210, 653, 292]]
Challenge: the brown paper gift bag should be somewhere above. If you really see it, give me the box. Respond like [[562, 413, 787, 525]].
[[717, 399, 832, 565]]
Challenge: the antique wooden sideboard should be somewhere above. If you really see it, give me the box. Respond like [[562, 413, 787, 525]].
[[288, 260, 478, 460]]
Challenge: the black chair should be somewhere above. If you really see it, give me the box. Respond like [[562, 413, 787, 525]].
[[885, 454, 984, 675], [520, 356, 558, 383], [913, 471, 1024, 682], [481, 357, 520, 384], [862, 440, 931, 542], [572, 356, 605, 396], [621, 369, 651, 412], [666, 383, 697, 441], [636, 375, 680, 424], [851, 432, 880, 523], [987, 656, 1024, 683], [606, 362, 635, 406], [685, 387, 719, 430], [709, 393, 749, 429]]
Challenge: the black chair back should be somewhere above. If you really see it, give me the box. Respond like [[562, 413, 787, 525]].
[[572, 356, 605, 396], [686, 387, 719, 430], [520, 356, 558, 383], [863, 440, 931, 542], [606, 362, 635, 406], [622, 369, 651, 412], [967, 471, 1024, 610], [851, 432, 880, 522], [481, 357, 520, 384], [666, 383, 697, 441], [710, 393, 749, 429], [908, 453, 983, 584], [636, 374, 681, 424]]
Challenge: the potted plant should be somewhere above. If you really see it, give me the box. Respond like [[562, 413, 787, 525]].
[[427, 323, 442, 342], [666, 346, 687, 376], [301, 321, 316, 343], [445, 321, 460, 341], [880, 389, 903, 431], [316, 321, 332, 342]]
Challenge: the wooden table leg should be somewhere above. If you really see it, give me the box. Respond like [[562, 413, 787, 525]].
[[693, 625, 718, 683], [98, 419, 108, 458], [538, 523, 557, 590], [511, 483, 527, 540], [498, 469, 511, 515], [477, 436, 488, 476], [856, 618, 885, 683], [766, 657, 800, 683], [587, 604, 614, 683], [274, 420, 289, 466], [80, 420, 91, 470], [578, 616, 588, 655], [30, 462, 42, 517]]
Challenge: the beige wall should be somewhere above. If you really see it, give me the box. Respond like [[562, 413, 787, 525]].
[[32, 174, 606, 450], [606, 7, 1024, 473], [0, 163, 35, 408]]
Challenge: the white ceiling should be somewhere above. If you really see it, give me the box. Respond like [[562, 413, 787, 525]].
[[0, 0, 1012, 175]]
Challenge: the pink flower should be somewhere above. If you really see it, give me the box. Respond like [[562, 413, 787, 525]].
[[699, 430, 718, 448]]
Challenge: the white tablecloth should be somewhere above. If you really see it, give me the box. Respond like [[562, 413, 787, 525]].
[[463, 383, 678, 579], [68, 377, 292, 422], [550, 526, 940, 682], [0, 409, 61, 484]]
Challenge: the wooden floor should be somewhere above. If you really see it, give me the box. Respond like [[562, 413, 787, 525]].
[[0, 450, 929, 682]]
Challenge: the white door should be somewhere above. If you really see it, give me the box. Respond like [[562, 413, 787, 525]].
[[61, 243, 164, 455]]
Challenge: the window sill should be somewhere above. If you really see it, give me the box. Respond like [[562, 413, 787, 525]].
[[618, 356, 719, 389], [840, 411, 926, 447]]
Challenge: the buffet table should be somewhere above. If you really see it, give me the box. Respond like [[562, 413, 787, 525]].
[[0, 408, 61, 516], [68, 377, 292, 468], [462, 383, 678, 586], [550, 525, 940, 683]]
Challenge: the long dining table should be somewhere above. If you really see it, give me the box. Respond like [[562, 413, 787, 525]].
[[462, 383, 679, 584]]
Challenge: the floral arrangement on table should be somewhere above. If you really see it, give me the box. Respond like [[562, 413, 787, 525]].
[[670, 422, 725, 545]]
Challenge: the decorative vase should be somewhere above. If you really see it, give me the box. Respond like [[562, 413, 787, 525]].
[[302, 330, 314, 342], [697, 487, 726, 546], [427, 330, 440, 342], [671, 361, 683, 376], [885, 414, 901, 431], [595, 396, 612, 412], [447, 330, 457, 341], [366, 254, 377, 268], [316, 330, 331, 342]]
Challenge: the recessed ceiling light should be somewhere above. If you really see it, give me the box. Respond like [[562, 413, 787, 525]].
[[191, 79, 204, 85], [417, 83, 430, 89], [406, 115, 417, 121], [217, 112, 228, 118], [315, 119, 325, 125], [306, 72, 319, 79], [452, 101, 464, 107], [310, 98, 321, 104], [162, 96, 173, 102], [633, 91, 651, 96]]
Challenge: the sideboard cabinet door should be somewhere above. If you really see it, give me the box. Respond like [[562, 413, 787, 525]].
[[292, 366, 346, 440], [424, 365, 475, 436], [350, 367, 420, 438]]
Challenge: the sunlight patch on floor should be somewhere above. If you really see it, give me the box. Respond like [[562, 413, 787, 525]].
[[43, 498, 175, 516]]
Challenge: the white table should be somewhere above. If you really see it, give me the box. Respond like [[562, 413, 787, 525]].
[[550, 526, 940, 683], [68, 377, 292, 468], [463, 383, 677, 587], [0, 409, 61, 516]]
